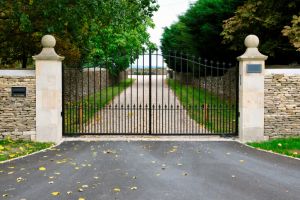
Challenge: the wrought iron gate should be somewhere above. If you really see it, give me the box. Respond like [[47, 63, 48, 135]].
[[62, 51, 238, 136]]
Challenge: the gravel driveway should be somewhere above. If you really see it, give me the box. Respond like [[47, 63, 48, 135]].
[[87, 75, 206, 134], [0, 141, 299, 200]]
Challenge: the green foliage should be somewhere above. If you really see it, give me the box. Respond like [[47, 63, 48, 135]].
[[0, 0, 158, 74], [248, 138, 300, 158], [0, 139, 53, 162], [282, 15, 300, 52], [161, 0, 244, 72], [222, 0, 300, 64]]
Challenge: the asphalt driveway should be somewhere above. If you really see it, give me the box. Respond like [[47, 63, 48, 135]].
[[0, 141, 299, 200]]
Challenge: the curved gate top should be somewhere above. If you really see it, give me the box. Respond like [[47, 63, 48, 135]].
[[62, 50, 238, 136]]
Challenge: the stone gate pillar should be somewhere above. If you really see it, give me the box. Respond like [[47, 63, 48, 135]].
[[237, 35, 268, 142], [33, 35, 64, 144]]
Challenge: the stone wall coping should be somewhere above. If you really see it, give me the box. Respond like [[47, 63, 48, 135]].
[[83, 67, 106, 72], [265, 69, 300, 75], [0, 70, 35, 77]]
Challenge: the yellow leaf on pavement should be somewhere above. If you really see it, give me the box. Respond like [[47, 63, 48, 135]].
[[51, 192, 60, 196], [113, 187, 121, 192], [39, 167, 46, 171]]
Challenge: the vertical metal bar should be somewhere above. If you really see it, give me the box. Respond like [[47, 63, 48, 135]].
[[99, 62, 102, 134], [186, 54, 189, 134], [161, 53, 164, 134], [192, 56, 195, 134], [143, 50, 145, 134], [223, 63, 233, 133], [136, 51, 139, 134], [149, 49, 152, 134], [106, 58, 109, 134], [204, 59, 207, 134], [216, 62, 220, 134], [156, 50, 158, 134], [167, 51, 171, 134], [210, 61, 213, 134], [180, 52, 183, 133], [198, 58, 201, 134]]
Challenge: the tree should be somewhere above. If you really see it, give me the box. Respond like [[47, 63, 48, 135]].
[[0, 0, 159, 70], [282, 15, 300, 52], [161, 0, 244, 74], [222, 0, 300, 64]]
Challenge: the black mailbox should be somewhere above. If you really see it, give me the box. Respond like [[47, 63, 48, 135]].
[[11, 87, 27, 97]]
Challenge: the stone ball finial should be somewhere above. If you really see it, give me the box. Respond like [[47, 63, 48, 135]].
[[244, 35, 259, 48], [41, 35, 56, 48]]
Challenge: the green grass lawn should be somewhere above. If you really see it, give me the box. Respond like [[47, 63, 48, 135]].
[[0, 139, 53, 162], [167, 79, 237, 134], [248, 138, 300, 158], [64, 78, 134, 133]]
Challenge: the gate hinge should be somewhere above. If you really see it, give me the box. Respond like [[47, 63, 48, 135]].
[[238, 112, 240, 117], [61, 111, 63, 117]]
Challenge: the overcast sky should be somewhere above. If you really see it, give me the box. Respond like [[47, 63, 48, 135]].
[[148, 0, 197, 48]]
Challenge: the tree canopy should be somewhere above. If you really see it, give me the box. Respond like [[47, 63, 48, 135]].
[[161, 0, 244, 73], [162, 0, 300, 69], [0, 0, 158, 74], [221, 0, 300, 64]]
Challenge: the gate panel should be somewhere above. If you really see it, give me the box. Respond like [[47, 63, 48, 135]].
[[63, 51, 238, 136]]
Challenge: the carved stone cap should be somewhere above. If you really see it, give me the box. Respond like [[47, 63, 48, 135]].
[[237, 35, 268, 61], [33, 35, 65, 61]]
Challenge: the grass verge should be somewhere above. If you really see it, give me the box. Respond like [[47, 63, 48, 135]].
[[64, 78, 134, 133], [167, 79, 237, 133], [0, 139, 53, 162], [248, 138, 300, 158]]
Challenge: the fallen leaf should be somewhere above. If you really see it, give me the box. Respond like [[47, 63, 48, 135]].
[[239, 160, 244, 163], [78, 198, 85, 200], [67, 191, 72, 195], [113, 187, 121, 192], [78, 188, 84, 192], [82, 185, 88, 188], [51, 192, 60, 196], [16, 177, 24, 183], [39, 167, 46, 171], [130, 186, 138, 190]]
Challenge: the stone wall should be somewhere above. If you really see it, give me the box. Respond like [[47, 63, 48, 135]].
[[64, 68, 128, 102], [264, 72, 300, 138], [0, 70, 36, 140], [173, 67, 237, 101]]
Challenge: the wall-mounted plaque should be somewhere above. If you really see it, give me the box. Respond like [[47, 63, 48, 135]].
[[247, 64, 262, 73], [11, 87, 27, 97]]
